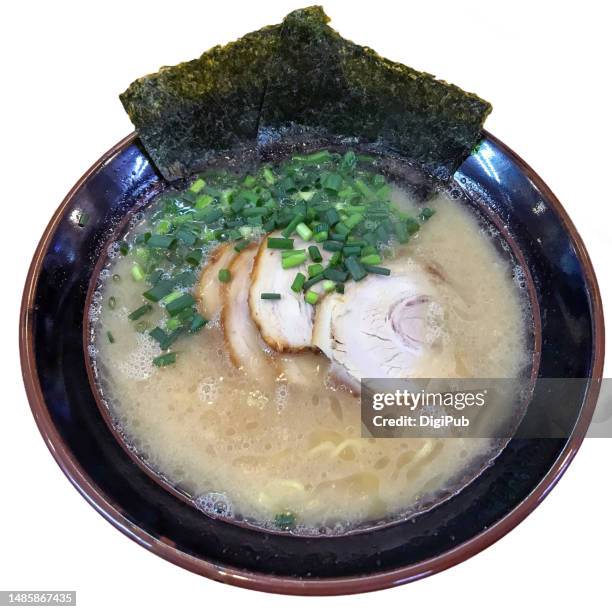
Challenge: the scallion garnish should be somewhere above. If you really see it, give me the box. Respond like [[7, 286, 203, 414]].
[[291, 273, 306, 292], [322, 240, 344, 252], [131, 264, 145, 282], [345, 256, 368, 281], [295, 222, 313, 241], [189, 178, 206, 193], [305, 290, 319, 305], [128, 303, 153, 320], [364, 264, 391, 276], [153, 352, 177, 367], [165, 293, 196, 316], [308, 263, 324, 278], [281, 251, 307, 269], [147, 234, 176, 249], [261, 293, 282, 300], [189, 314, 208, 333], [267, 237, 294, 250], [308, 245, 322, 262], [218, 269, 231, 283], [143, 279, 175, 302], [360, 253, 382, 265]]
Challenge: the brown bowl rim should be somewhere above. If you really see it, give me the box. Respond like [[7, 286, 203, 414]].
[[19, 131, 605, 595]]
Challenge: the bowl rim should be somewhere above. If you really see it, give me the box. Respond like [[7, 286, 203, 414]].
[[19, 131, 605, 596]]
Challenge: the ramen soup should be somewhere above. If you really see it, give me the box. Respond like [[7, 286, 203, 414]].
[[89, 149, 531, 533]]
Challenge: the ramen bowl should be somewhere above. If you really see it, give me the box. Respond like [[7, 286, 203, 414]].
[[20, 132, 604, 595]]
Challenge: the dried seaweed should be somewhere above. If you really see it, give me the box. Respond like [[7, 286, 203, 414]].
[[120, 6, 492, 181], [120, 25, 280, 179]]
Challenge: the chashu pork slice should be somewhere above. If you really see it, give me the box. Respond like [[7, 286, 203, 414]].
[[248, 233, 330, 352], [312, 259, 453, 386], [197, 243, 237, 320], [220, 243, 278, 382]]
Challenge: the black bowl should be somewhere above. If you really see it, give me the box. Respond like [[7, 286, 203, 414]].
[[20, 132, 604, 595]]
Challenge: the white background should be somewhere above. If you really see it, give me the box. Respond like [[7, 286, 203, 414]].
[[2, 1, 610, 609]]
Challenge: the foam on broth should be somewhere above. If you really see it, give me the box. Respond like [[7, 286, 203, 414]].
[[89, 186, 531, 533]]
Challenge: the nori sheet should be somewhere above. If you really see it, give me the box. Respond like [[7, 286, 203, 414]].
[[120, 25, 280, 179], [120, 6, 492, 181]]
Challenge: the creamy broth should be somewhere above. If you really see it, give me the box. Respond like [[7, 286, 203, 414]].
[[90, 177, 531, 533]]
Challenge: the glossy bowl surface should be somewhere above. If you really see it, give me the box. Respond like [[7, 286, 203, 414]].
[[20, 132, 604, 595]]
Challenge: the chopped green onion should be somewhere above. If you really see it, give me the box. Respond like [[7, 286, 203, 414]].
[[154, 219, 172, 234], [262, 167, 276, 185], [281, 252, 307, 269], [149, 326, 182, 350], [308, 263, 324, 277], [241, 206, 265, 218], [153, 352, 176, 367], [336, 283, 345, 294], [281, 249, 306, 258], [282, 213, 305, 238], [189, 178, 206, 193], [166, 317, 181, 331], [176, 229, 197, 246], [295, 222, 313, 241], [291, 272, 306, 292], [128, 303, 153, 321], [322, 280, 335, 293], [322, 240, 344, 252], [218, 269, 231, 283], [147, 234, 176, 249], [108, 296, 117, 309], [293, 150, 331, 164], [334, 222, 350, 237], [329, 251, 343, 266], [195, 194, 213, 209], [325, 209, 341, 226], [189, 313, 208, 333], [160, 290, 183, 306], [345, 256, 368, 281], [360, 253, 382, 265], [267, 237, 294, 250], [131, 264, 145, 282], [354, 179, 377, 201], [77, 211, 89, 227], [308, 245, 322, 262], [143, 279, 175, 302], [322, 173, 343, 192], [106, 331, 115, 343], [420, 207, 435, 220], [364, 264, 391, 276], [342, 245, 361, 257], [234, 238, 251, 252], [261, 293, 282, 300], [323, 267, 348, 282], [165, 293, 196, 316], [185, 250, 203, 266], [345, 212, 364, 229], [312, 230, 329, 243], [305, 290, 319, 305], [303, 273, 325, 291]]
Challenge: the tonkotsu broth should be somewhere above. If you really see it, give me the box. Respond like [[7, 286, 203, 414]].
[[90, 177, 531, 533]]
